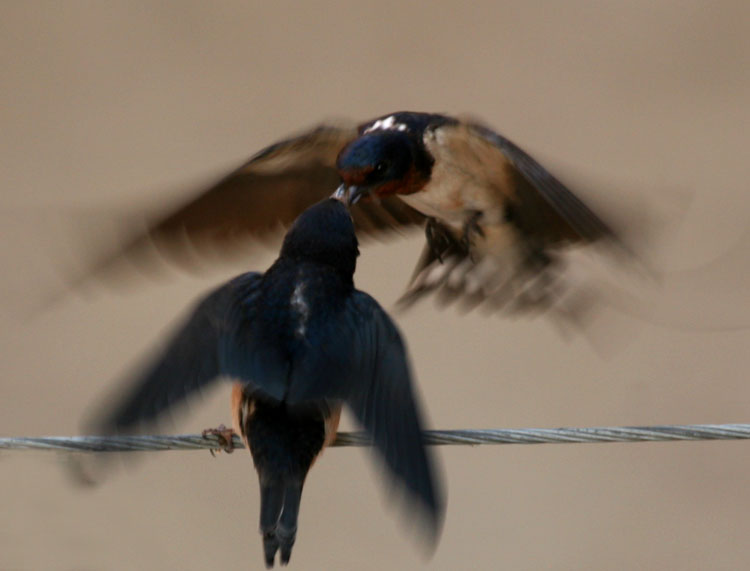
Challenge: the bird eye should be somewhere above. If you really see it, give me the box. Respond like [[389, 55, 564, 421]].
[[374, 161, 388, 174]]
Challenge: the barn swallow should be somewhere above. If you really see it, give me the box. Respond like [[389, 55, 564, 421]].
[[76, 111, 626, 316], [91, 197, 443, 567]]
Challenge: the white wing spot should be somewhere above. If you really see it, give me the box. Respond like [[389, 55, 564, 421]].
[[364, 115, 409, 134], [290, 281, 310, 338]]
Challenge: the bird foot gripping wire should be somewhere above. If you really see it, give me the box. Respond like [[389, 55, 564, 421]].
[[201, 424, 237, 456]]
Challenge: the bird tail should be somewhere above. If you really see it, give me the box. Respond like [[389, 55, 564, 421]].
[[259, 481, 303, 568]]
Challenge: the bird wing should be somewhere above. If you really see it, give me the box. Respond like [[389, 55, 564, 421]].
[[79, 122, 425, 281], [283, 290, 443, 539], [348, 292, 443, 536], [464, 119, 616, 245], [92, 272, 262, 432]]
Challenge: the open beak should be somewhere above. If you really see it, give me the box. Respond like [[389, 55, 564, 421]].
[[332, 184, 371, 206]]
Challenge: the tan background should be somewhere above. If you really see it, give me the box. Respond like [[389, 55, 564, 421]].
[[2, 2, 750, 569]]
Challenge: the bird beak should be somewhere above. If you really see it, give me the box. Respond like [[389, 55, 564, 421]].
[[332, 184, 371, 206], [332, 184, 349, 204]]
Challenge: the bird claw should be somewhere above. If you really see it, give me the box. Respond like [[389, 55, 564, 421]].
[[201, 424, 237, 456], [425, 217, 471, 264], [424, 218, 454, 263], [460, 210, 485, 256]]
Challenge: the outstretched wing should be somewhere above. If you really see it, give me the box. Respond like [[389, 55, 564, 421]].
[[80, 123, 425, 282], [466, 120, 616, 245], [341, 291, 443, 541], [91, 272, 262, 433]]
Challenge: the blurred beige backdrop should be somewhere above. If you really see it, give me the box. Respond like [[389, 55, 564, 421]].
[[2, 2, 749, 569]]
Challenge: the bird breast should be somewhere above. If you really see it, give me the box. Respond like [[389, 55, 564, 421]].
[[400, 124, 513, 232]]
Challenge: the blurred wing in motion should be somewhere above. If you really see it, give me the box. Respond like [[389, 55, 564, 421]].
[[88, 272, 262, 434], [468, 120, 617, 246], [67, 122, 425, 289], [343, 291, 443, 543]]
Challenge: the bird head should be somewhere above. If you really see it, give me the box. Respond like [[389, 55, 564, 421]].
[[280, 199, 360, 279], [335, 130, 430, 204]]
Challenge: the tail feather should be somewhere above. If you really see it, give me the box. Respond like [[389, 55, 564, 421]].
[[259, 480, 303, 568], [260, 483, 285, 568], [262, 532, 280, 570], [277, 483, 303, 565]]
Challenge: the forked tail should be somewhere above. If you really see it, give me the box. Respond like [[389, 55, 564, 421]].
[[259, 480, 303, 568]]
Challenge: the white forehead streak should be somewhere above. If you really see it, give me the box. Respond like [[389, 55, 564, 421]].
[[363, 115, 409, 134]]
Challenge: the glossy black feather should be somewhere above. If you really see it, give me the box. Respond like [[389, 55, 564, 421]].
[[343, 291, 442, 525]]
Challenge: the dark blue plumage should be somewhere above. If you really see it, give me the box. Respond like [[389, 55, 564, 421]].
[[94, 198, 442, 567], [335, 131, 424, 190]]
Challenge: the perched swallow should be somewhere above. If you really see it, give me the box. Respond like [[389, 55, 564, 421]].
[[91, 198, 442, 567], [77, 111, 626, 315]]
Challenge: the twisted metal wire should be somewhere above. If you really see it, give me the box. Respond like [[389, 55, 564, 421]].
[[2, 423, 750, 453]]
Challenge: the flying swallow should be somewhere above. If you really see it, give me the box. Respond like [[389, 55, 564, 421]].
[[76, 111, 627, 315], [90, 197, 443, 567]]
